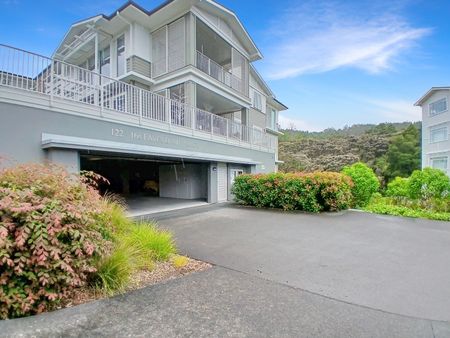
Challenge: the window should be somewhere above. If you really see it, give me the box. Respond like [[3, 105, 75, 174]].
[[152, 18, 186, 77], [168, 18, 185, 72], [430, 126, 448, 143], [99, 46, 110, 77], [117, 35, 125, 77], [152, 27, 167, 77], [253, 91, 262, 111], [431, 157, 448, 171], [429, 98, 447, 116], [267, 109, 277, 130]]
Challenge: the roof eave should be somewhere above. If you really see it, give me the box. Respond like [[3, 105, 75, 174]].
[[414, 87, 450, 106]]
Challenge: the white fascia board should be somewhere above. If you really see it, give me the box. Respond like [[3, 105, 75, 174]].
[[414, 87, 450, 106], [41, 133, 260, 165]]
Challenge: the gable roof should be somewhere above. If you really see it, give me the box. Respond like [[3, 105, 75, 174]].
[[415, 87, 450, 106], [55, 0, 261, 61]]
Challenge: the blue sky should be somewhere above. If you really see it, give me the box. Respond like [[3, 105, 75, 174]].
[[1, 0, 449, 131]]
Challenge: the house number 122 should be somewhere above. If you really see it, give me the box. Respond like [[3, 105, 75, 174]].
[[111, 128, 124, 137]]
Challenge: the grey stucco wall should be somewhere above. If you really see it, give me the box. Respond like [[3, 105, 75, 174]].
[[159, 163, 207, 199], [0, 102, 275, 173]]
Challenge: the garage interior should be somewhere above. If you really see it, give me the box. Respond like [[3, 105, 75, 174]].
[[80, 152, 209, 216]]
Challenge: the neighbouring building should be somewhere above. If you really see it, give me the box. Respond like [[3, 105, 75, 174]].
[[0, 0, 287, 204], [415, 87, 450, 175]]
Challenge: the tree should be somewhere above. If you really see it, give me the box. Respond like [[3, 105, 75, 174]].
[[385, 124, 420, 181]]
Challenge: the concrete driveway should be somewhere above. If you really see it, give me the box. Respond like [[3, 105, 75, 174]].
[[2, 204, 450, 337], [157, 205, 450, 322]]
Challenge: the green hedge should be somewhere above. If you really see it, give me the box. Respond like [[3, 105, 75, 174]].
[[232, 172, 353, 212]]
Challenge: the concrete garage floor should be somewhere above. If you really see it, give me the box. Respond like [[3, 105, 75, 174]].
[[125, 196, 208, 217]]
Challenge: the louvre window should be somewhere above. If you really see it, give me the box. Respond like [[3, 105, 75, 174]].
[[168, 18, 185, 72], [117, 35, 125, 76], [152, 27, 167, 77], [429, 98, 448, 116], [430, 126, 448, 143], [431, 157, 448, 171]]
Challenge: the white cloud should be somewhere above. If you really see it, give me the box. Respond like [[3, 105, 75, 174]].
[[262, 0, 431, 80], [365, 99, 421, 121], [278, 114, 322, 131]]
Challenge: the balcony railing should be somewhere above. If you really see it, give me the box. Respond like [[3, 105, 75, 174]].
[[196, 50, 245, 96], [0, 44, 276, 152]]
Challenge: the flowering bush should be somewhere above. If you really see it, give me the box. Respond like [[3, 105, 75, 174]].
[[232, 172, 353, 212], [407, 167, 450, 200], [0, 164, 112, 319], [342, 162, 380, 207]]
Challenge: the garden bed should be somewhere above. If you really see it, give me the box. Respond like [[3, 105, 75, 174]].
[[64, 257, 212, 308]]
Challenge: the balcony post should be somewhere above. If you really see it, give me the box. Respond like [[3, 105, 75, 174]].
[[49, 61, 54, 106], [226, 118, 229, 143], [210, 113, 213, 137], [138, 89, 142, 125]]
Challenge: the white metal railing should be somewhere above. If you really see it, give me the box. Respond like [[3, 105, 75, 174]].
[[196, 50, 244, 95], [0, 44, 276, 152]]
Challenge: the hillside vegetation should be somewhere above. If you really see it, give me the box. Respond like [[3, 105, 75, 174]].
[[279, 122, 421, 185]]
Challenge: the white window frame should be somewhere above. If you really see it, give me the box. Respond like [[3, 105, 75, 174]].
[[429, 98, 448, 116], [430, 125, 448, 143], [430, 156, 448, 171], [252, 90, 263, 111]]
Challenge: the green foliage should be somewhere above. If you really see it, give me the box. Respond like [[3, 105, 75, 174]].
[[0, 163, 178, 318], [342, 162, 380, 207], [386, 177, 410, 198], [93, 222, 175, 294], [408, 168, 450, 200], [232, 172, 353, 212], [365, 196, 450, 221], [385, 125, 421, 181], [120, 223, 176, 262], [279, 122, 421, 186], [0, 164, 112, 319], [94, 244, 136, 294]]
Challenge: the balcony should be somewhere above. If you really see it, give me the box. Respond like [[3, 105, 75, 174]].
[[196, 51, 244, 95], [0, 44, 276, 152]]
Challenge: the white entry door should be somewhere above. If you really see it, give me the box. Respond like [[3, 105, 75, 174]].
[[217, 163, 228, 202]]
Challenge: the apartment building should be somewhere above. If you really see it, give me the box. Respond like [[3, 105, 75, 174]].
[[415, 87, 450, 175], [0, 0, 287, 204]]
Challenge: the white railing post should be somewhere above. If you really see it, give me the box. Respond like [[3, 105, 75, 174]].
[[49, 60, 54, 106], [166, 98, 171, 128], [210, 114, 213, 138], [191, 107, 195, 131], [226, 119, 229, 143], [138, 89, 142, 125]]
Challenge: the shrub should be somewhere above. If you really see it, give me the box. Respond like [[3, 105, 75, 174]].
[[364, 196, 450, 222], [94, 244, 136, 294], [386, 177, 410, 198], [408, 167, 450, 200], [172, 255, 189, 269], [120, 223, 176, 262], [342, 162, 380, 207], [232, 172, 353, 212], [0, 164, 112, 319]]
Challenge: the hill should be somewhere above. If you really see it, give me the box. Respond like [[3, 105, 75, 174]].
[[278, 122, 421, 184]]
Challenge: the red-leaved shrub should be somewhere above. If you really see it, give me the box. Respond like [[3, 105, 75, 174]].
[[0, 164, 112, 318], [232, 172, 353, 212]]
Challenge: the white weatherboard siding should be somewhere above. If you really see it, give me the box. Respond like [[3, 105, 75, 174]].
[[417, 88, 450, 176], [217, 162, 228, 202]]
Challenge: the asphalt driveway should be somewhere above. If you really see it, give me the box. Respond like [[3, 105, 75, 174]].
[[157, 205, 450, 322], [2, 204, 450, 337]]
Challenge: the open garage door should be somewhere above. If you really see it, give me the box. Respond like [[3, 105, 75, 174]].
[[80, 153, 209, 215]]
